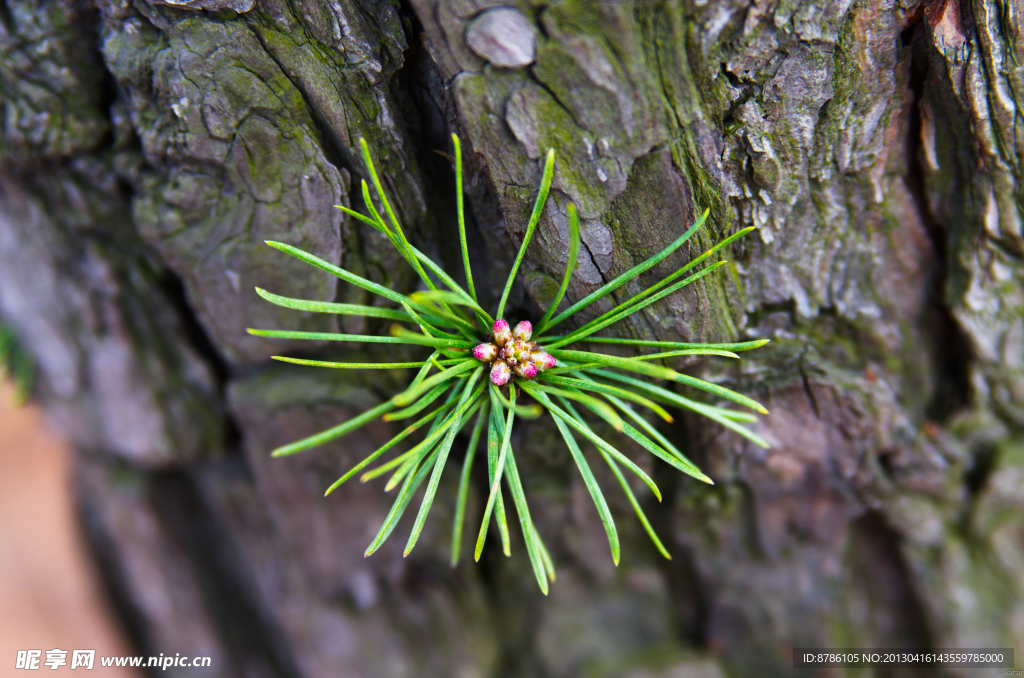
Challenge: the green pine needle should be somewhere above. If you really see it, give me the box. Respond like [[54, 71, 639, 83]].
[[486, 387, 513, 557], [497, 148, 555, 320], [538, 201, 581, 329], [550, 411, 620, 564], [452, 403, 489, 566], [475, 384, 517, 561], [272, 357, 427, 369]]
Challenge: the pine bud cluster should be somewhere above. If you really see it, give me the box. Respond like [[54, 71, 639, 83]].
[[473, 319, 556, 386]]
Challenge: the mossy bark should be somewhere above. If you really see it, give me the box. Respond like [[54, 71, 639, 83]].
[[1, 0, 1022, 676]]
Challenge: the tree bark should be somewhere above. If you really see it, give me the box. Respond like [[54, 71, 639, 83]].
[[1, 0, 1022, 676]]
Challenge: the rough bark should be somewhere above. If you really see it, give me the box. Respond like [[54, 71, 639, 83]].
[[1, 0, 1022, 676]]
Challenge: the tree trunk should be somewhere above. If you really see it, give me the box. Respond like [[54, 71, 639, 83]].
[[1, 0, 1022, 676]]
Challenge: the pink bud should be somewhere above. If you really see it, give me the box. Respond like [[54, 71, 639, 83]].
[[533, 351, 556, 371], [490, 361, 511, 386], [512, 320, 532, 342], [513, 361, 538, 379], [473, 343, 498, 361], [492, 319, 512, 346]]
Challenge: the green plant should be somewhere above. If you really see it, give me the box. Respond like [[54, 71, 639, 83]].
[[0, 323, 34, 406], [249, 135, 768, 593]]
